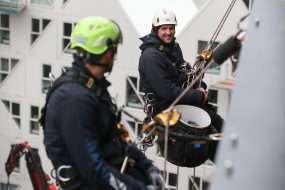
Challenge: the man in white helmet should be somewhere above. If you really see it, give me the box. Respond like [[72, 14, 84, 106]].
[[139, 8, 224, 162]]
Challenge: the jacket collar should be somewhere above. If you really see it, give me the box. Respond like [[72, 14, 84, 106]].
[[72, 54, 111, 88]]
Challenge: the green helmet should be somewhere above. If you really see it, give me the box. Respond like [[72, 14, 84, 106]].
[[71, 16, 122, 55]]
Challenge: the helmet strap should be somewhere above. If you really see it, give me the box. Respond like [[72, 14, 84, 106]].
[[76, 47, 116, 73], [152, 24, 161, 33]]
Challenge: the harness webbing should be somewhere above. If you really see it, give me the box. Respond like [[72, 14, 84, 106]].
[[39, 72, 101, 129], [154, 44, 182, 67]]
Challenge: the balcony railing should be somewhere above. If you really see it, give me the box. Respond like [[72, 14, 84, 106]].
[[0, 0, 26, 13]]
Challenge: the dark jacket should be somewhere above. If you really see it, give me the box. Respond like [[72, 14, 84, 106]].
[[44, 55, 153, 190], [138, 30, 205, 114]]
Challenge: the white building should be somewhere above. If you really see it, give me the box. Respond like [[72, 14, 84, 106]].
[[0, 0, 249, 189]]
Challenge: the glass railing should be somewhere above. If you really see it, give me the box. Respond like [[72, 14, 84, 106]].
[[0, 0, 26, 13]]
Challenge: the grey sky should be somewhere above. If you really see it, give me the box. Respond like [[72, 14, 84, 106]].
[[117, 0, 198, 37]]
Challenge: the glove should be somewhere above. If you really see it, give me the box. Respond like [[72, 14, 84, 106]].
[[146, 165, 163, 189], [146, 185, 159, 190]]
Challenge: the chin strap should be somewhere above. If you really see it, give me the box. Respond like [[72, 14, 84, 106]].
[[90, 61, 113, 71], [77, 51, 114, 73]]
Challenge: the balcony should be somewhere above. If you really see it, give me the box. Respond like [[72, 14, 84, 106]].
[[0, 0, 26, 13]]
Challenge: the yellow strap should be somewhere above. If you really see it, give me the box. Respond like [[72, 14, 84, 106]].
[[86, 77, 94, 89]]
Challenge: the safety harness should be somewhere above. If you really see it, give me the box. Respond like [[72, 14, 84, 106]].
[[39, 71, 130, 189], [153, 43, 183, 67], [39, 71, 102, 189], [143, 44, 184, 120], [39, 71, 101, 129]]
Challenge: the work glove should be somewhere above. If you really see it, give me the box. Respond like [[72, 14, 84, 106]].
[[146, 165, 163, 189]]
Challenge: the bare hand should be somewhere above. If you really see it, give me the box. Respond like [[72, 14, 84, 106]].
[[197, 88, 208, 102]]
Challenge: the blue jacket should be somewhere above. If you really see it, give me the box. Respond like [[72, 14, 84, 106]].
[[138, 30, 205, 113], [44, 55, 152, 190]]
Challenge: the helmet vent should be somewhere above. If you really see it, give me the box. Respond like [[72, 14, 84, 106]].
[[89, 25, 94, 30]]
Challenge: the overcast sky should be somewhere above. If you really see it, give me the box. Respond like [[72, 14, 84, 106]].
[[117, 0, 198, 37]]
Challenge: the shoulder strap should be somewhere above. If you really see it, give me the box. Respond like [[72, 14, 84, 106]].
[[154, 44, 182, 67], [39, 72, 101, 128]]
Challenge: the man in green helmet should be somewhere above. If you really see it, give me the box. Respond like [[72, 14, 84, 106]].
[[42, 16, 162, 190]]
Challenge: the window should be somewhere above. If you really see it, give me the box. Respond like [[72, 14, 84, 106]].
[[0, 58, 19, 84], [30, 106, 40, 135], [189, 176, 210, 190], [127, 120, 143, 137], [62, 22, 76, 54], [12, 157, 20, 173], [0, 183, 18, 190], [31, 148, 39, 155], [126, 76, 144, 109], [197, 40, 220, 75], [1, 100, 21, 128], [0, 14, 10, 45], [31, 0, 53, 6], [42, 64, 51, 93], [31, 18, 51, 44], [161, 171, 177, 190], [208, 89, 218, 113]]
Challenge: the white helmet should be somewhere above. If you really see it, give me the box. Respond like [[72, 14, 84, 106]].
[[152, 8, 177, 27]]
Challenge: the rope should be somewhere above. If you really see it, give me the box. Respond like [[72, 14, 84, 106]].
[[176, 166, 180, 189], [161, 1, 237, 189], [206, 0, 237, 50], [192, 167, 196, 190]]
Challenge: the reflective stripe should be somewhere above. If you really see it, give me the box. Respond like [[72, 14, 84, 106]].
[[109, 173, 126, 190]]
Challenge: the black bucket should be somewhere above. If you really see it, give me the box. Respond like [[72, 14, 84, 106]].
[[157, 105, 214, 167]]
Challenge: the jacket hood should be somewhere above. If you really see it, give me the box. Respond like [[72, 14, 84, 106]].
[[139, 29, 176, 51]]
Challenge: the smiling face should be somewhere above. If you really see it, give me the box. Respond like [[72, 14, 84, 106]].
[[157, 24, 176, 44]]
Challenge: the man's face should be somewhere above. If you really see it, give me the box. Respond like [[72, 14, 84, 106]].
[[157, 24, 176, 44]]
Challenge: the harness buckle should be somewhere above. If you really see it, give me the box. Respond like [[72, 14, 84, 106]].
[[144, 104, 154, 115], [86, 77, 94, 88], [57, 165, 72, 182], [146, 93, 155, 103]]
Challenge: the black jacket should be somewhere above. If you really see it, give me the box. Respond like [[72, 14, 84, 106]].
[[44, 55, 153, 190], [138, 30, 205, 114]]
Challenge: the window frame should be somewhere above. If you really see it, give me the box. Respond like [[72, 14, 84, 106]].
[[0, 57, 19, 84], [62, 21, 76, 54], [30, 105, 40, 135], [197, 40, 221, 75], [126, 120, 143, 137], [0, 182, 19, 190], [160, 171, 177, 190], [41, 64, 51, 94], [1, 99, 21, 129], [31, 17, 51, 45], [208, 89, 219, 113], [189, 176, 211, 190], [31, 0, 53, 6], [126, 76, 144, 109], [0, 13, 10, 45]]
